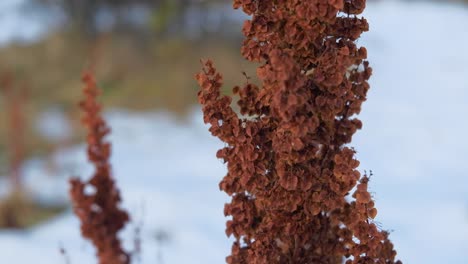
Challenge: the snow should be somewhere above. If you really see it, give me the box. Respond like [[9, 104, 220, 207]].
[[0, 0, 62, 46], [1, 1, 468, 263], [357, 1, 468, 263], [34, 107, 72, 143]]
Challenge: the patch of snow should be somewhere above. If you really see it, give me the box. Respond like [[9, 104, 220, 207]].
[[0, 0, 62, 46], [34, 107, 72, 142]]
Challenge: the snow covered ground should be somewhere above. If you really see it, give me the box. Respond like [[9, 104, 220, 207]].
[[1, 0, 468, 263]]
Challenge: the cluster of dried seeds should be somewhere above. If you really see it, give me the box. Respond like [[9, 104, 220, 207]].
[[196, 0, 401, 263], [69, 72, 130, 264]]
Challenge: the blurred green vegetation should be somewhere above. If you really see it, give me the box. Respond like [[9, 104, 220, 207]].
[[0, 29, 257, 164]]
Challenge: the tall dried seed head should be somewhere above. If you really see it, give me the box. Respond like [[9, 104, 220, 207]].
[[69, 72, 130, 264], [196, 0, 401, 263]]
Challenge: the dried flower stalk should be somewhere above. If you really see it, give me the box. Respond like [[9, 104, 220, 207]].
[[196, 0, 401, 263], [70, 72, 130, 264]]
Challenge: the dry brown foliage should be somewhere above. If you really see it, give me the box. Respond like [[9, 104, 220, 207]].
[[1, 72, 26, 192], [196, 0, 401, 263], [69, 72, 130, 264]]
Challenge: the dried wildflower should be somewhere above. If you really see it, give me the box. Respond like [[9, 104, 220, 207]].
[[196, 0, 401, 263], [70, 72, 130, 264]]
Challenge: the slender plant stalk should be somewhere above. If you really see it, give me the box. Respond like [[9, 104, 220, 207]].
[[70, 72, 130, 264]]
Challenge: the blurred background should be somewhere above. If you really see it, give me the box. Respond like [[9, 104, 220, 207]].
[[0, 0, 467, 263]]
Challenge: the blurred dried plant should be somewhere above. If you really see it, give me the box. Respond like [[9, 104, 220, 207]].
[[69, 72, 130, 264], [0, 72, 28, 228], [1, 72, 27, 192]]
